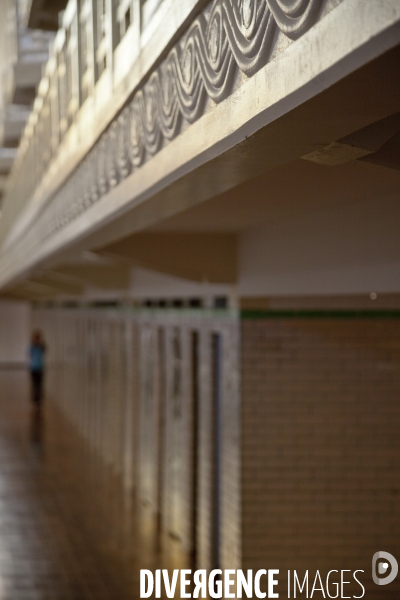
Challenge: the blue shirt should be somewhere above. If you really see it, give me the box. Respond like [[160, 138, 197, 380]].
[[29, 344, 46, 372]]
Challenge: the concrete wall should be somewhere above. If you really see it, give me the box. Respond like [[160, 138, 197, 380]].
[[0, 300, 31, 365], [239, 193, 400, 297], [241, 316, 400, 597]]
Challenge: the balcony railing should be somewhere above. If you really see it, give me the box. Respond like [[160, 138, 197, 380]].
[[0, 0, 346, 290], [0, 0, 181, 247]]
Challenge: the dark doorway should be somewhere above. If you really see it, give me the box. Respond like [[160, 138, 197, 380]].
[[211, 332, 222, 569], [191, 331, 200, 569], [156, 327, 166, 551]]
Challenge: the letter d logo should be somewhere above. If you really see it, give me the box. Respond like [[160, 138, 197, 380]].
[[372, 551, 398, 585]]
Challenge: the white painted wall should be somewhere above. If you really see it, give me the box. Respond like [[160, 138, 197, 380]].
[[238, 193, 400, 296], [0, 300, 31, 364], [81, 267, 237, 307]]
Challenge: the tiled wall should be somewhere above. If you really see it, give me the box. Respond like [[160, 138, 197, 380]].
[[241, 316, 400, 597], [33, 307, 241, 571]]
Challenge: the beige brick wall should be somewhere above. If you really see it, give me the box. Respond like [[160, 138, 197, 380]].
[[241, 316, 400, 598]]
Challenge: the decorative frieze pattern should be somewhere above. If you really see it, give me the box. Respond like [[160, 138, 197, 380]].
[[15, 0, 323, 252]]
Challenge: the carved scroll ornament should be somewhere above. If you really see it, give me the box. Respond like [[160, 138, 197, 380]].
[[30, 0, 323, 247]]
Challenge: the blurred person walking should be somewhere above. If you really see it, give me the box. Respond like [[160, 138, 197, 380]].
[[29, 330, 46, 408]]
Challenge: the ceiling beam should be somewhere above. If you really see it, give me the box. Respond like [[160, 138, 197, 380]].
[[54, 264, 131, 290], [99, 232, 238, 284]]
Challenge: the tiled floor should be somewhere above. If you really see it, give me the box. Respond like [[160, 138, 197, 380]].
[[0, 369, 159, 600]]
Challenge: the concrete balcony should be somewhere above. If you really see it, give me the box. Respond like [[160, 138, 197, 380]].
[[0, 148, 17, 175], [11, 61, 45, 105], [0, 0, 399, 299], [0, 104, 31, 147], [0, 0, 54, 211]]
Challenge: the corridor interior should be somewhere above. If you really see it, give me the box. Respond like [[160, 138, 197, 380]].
[[0, 0, 399, 597], [0, 368, 157, 600]]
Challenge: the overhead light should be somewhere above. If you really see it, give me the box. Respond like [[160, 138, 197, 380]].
[[302, 141, 372, 166]]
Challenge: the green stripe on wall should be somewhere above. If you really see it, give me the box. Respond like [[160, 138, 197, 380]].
[[240, 309, 400, 319]]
